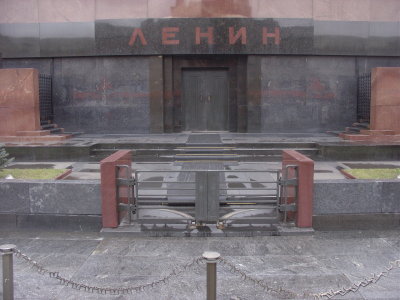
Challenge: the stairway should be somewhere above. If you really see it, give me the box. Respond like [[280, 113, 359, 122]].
[[90, 133, 319, 162]]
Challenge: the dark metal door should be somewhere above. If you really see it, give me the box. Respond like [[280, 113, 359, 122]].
[[183, 69, 229, 131]]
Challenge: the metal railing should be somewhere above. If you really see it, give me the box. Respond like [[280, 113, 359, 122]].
[[116, 167, 299, 229], [357, 73, 371, 122]]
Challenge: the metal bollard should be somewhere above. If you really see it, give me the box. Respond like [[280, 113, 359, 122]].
[[0, 244, 16, 300], [202, 251, 220, 300]]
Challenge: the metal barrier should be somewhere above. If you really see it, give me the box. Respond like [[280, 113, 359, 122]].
[[357, 73, 371, 122], [116, 167, 299, 228], [39, 74, 53, 123], [2, 244, 400, 300]]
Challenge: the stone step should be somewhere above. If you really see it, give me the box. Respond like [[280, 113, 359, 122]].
[[352, 122, 370, 129], [91, 148, 317, 162], [344, 126, 361, 133], [41, 123, 59, 130]]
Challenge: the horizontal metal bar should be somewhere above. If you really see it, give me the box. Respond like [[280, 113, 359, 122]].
[[137, 181, 196, 184], [224, 181, 277, 184], [220, 205, 277, 209], [136, 170, 279, 173], [222, 200, 278, 204], [219, 188, 277, 191], [137, 188, 196, 191], [137, 194, 195, 197], [220, 218, 279, 224], [221, 194, 276, 197], [137, 205, 195, 209], [137, 219, 193, 223]]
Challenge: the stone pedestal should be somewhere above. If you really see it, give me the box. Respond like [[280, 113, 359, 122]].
[[341, 67, 400, 142], [0, 68, 71, 142], [371, 67, 400, 132], [282, 150, 314, 228], [0, 68, 41, 135]]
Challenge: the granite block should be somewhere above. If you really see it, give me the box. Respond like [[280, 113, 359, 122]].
[[370, 105, 400, 131], [0, 68, 40, 135], [29, 181, 101, 214], [52, 56, 150, 134], [313, 180, 383, 215], [16, 214, 102, 232], [0, 181, 30, 213], [381, 181, 400, 213]]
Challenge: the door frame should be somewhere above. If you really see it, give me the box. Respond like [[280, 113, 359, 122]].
[[163, 55, 247, 132]]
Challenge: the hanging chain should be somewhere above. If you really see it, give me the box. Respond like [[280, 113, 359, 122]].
[[12, 248, 204, 295], [312, 259, 400, 299], [10, 247, 400, 299], [218, 257, 301, 299]]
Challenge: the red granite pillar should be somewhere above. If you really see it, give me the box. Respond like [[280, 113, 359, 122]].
[[282, 150, 314, 228], [100, 150, 132, 228]]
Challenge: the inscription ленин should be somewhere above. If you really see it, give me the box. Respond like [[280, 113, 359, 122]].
[[128, 26, 281, 46]]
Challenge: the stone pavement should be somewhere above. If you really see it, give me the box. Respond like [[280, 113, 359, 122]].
[[1, 230, 400, 299]]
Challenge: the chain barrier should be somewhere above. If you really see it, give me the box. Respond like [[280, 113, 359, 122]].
[[12, 248, 204, 295], [312, 259, 400, 299], [218, 257, 300, 299], [6, 247, 400, 299]]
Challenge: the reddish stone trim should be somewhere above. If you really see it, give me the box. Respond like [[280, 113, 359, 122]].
[[100, 150, 132, 228], [282, 150, 314, 228], [55, 168, 72, 180]]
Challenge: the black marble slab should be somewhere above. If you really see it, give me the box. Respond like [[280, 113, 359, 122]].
[[40, 22, 95, 57], [367, 21, 400, 56], [314, 20, 369, 55], [95, 18, 314, 55], [0, 18, 399, 58], [0, 23, 40, 57]]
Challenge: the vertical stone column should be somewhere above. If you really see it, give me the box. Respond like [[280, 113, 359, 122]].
[[370, 67, 400, 132], [0, 68, 41, 135], [282, 150, 314, 228], [100, 150, 132, 228]]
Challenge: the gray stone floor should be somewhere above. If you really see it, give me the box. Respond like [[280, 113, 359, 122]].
[[1, 230, 400, 299]]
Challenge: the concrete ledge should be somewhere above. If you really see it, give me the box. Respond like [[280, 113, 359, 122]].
[[0, 213, 102, 231], [0, 179, 101, 215], [313, 214, 400, 230], [314, 179, 400, 215]]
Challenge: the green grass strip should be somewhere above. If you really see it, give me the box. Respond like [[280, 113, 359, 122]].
[[346, 168, 400, 179], [0, 169, 67, 180]]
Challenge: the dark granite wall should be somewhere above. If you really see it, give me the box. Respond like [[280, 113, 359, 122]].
[[2, 58, 53, 75], [260, 56, 357, 132], [52, 56, 150, 133], [3, 55, 400, 133]]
